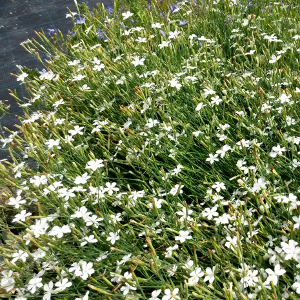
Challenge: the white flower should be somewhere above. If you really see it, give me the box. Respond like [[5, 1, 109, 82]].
[[152, 23, 162, 28], [74, 173, 91, 185], [176, 207, 193, 222], [72, 74, 86, 81], [240, 269, 259, 288], [212, 181, 226, 193], [195, 102, 206, 111], [53, 99, 65, 108], [293, 216, 300, 229], [69, 262, 82, 277], [75, 291, 90, 300], [265, 264, 286, 286], [278, 93, 292, 104], [93, 64, 105, 71], [85, 159, 104, 171], [167, 265, 178, 277], [136, 37, 147, 43], [68, 125, 84, 136], [132, 56, 145, 67], [48, 225, 71, 239], [45, 139, 61, 150], [120, 282, 137, 295], [122, 11, 134, 20], [169, 184, 184, 196], [150, 289, 162, 300], [96, 252, 109, 262], [27, 277, 43, 294], [204, 267, 215, 284], [43, 281, 56, 300], [206, 153, 219, 164], [8, 195, 26, 209], [147, 197, 163, 209], [0, 270, 15, 291], [216, 145, 231, 158], [210, 95, 223, 106], [225, 236, 238, 251], [32, 248, 47, 261], [175, 230, 192, 243], [30, 175, 47, 187], [68, 59, 80, 65], [123, 118, 132, 129], [80, 261, 95, 280], [162, 288, 180, 300], [202, 206, 219, 220], [281, 240, 300, 261], [165, 245, 179, 258], [55, 278, 72, 292], [264, 34, 282, 42], [245, 49, 256, 55], [80, 235, 97, 246], [242, 19, 248, 26], [17, 72, 28, 82], [30, 218, 49, 237], [107, 231, 120, 245], [71, 206, 92, 219], [292, 282, 300, 294], [159, 41, 171, 49], [188, 267, 204, 285], [193, 130, 203, 137], [251, 177, 267, 193], [12, 210, 32, 223], [80, 84, 91, 90], [168, 30, 180, 40], [269, 54, 281, 64], [168, 78, 182, 90], [270, 144, 286, 157], [105, 182, 119, 195], [202, 88, 216, 98], [145, 118, 160, 128]]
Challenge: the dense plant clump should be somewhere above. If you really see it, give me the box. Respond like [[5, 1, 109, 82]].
[[1, 0, 300, 298]]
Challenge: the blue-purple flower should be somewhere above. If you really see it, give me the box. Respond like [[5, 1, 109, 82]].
[[75, 16, 86, 25], [179, 20, 187, 26], [106, 6, 113, 14], [159, 30, 165, 37], [47, 28, 58, 36], [68, 30, 77, 37], [97, 28, 107, 41], [170, 3, 178, 12]]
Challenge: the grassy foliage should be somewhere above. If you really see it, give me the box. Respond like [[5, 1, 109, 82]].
[[1, 0, 300, 299]]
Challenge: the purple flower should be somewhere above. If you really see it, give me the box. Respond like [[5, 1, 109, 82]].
[[68, 30, 77, 37], [97, 28, 107, 41], [159, 30, 165, 37], [106, 6, 113, 14], [179, 20, 187, 26], [130, 18, 135, 24], [39, 68, 47, 75], [170, 3, 178, 11], [75, 16, 86, 25], [47, 28, 57, 36], [199, 41, 202, 46]]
